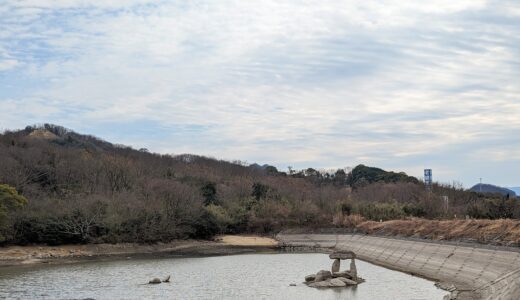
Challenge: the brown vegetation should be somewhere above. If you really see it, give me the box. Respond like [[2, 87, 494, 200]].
[[0, 125, 349, 245], [0, 124, 518, 246], [334, 214, 520, 246]]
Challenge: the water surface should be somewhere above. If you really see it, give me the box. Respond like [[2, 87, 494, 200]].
[[0, 253, 448, 300]]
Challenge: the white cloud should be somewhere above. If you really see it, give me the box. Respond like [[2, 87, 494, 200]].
[[0, 59, 18, 71], [0, 0, 519, 185]]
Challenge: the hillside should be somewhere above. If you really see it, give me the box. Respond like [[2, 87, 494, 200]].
[[0, 124, 519, 246], [469, 183, 516, 197], [346, 164, 419, 188], [0, 124, 351, 244]]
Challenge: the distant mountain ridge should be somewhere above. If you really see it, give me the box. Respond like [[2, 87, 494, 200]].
[[469, 183, 516, 197], [509, 187, 520, 196], [249, 163, 270, 170]]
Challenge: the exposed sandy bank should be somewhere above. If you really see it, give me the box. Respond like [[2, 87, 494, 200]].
[[216, 235, 279, 247]]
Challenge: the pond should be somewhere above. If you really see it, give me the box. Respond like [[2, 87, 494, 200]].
[[0, 253, 448, 299]]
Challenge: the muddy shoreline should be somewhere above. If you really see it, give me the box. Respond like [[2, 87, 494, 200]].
[[0, 235, 279, 267]]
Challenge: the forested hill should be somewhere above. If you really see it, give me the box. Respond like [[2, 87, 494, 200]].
[[469, 183, 516, 197], [0, 124, 352, 244], [347, 165, 419, 187], [0, 124, 516, 246]]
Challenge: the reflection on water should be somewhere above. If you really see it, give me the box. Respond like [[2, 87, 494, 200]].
[[0, 253, 447, 300]]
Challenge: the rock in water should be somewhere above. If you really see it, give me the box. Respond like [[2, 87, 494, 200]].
[[329, 251, 356, 260], [336, 277, 358, 285], [314, 270, 332, 282], [350, 259, 358, 280], [308, 280, 331, 288], [305, 274, 316, 282], [305, 252, 363, 289], [149, 278, 161, 284], [329, 278, 347, 287], [162, 275, 171, 283], [332, 271, 353, 279], [331, 258, 340, 273]]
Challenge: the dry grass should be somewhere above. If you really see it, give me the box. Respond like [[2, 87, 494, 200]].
[[337, 215, 520, 246], [28, 129, 58, 140]]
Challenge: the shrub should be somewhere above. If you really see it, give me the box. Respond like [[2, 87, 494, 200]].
[[204, 204, 232, 233], [0, 184, 28, 242], [356, 202, 406, 221]]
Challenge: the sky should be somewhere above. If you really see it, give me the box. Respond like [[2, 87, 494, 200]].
[[0, 1, 519, 187]]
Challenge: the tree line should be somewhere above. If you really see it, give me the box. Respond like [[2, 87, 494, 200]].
[[0, 124, 517, 245]]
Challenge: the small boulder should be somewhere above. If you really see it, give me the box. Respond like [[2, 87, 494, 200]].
[[308, 280, 331, 288], [336, 277, 358, 285], [162, 275, 171, 283], [305, 274, 316, 282], [149, 278, 161, 284], [329, 278, 347, 287], [332, 271, 353, 279], [314, 270, 332, 282]]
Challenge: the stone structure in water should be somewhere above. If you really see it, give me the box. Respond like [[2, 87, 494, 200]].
[[148, 275, 171, 284], [304, 251, 364, 288]]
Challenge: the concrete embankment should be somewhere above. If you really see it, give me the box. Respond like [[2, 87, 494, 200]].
[[277, 233, 520, 300]]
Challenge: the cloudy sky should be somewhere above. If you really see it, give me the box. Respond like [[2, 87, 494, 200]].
[[1, 1, 519, 187]]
